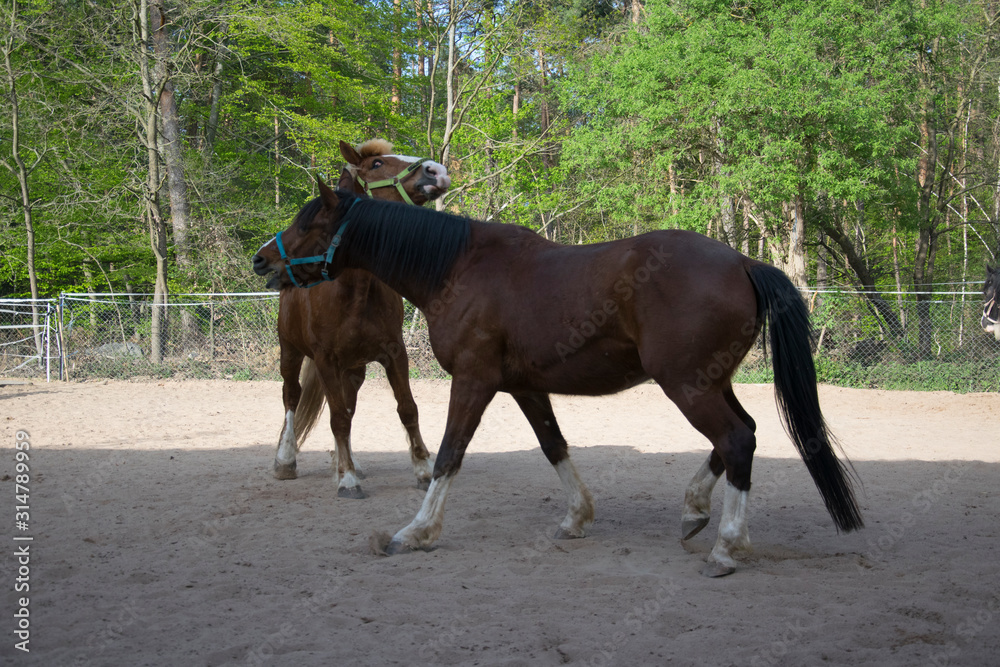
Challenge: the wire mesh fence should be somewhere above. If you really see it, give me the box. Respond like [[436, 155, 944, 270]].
[[0, 299, 58, 381], [3, 287, 997, 392], [59, 293, 282, 381], [734, 287, 999, 391]]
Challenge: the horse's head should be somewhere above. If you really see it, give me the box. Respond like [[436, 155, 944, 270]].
[[982, 265, 1000, 340], [253, 139, 451, 289], [337, 139, 450, 205], [252, 179, 356, 290]]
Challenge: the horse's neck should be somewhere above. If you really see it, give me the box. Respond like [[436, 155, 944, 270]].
[[341, 240, 436, 310]]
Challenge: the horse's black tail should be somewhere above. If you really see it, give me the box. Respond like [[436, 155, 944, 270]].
[[747, 263, 864, 533]]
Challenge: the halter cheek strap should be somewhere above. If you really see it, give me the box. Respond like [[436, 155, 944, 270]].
[[274, 199, 358, 288], [984, 297, 999, 325], [353, 158, 427, 206]]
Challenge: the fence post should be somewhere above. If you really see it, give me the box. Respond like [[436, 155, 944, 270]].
[[44, 304, 51, 382], [209, 296, 215, 360], [58, 293, 68, 382]]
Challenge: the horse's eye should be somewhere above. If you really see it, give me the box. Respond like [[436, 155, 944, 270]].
[[372, 159, 383, 169]]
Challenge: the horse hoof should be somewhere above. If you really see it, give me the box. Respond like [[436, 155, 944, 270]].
[[337, 486, 366, 499], [416, 478, 431, 491], [385, 540, 414, 556], [681, 517, 710, 541], [273, 461, 297, 480], [553, 527, 585, 540], [701, 561, 736, 578]]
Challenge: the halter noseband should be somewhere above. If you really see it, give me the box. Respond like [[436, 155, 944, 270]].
[[984, 297, 999, 326], [274, 198, 360, 288], [352, 158, 427, 206]]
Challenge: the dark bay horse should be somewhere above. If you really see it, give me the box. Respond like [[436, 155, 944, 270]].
[[252, 182, 864, 576], [982, 265, 1000, 340], [261, 140, 450, 498]]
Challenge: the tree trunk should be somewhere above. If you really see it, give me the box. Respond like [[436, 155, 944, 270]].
[[415, 0, 426, 122], [512, 80, 520, 140], [151, 0, 191, 274], [912, 36, 941, 360], [537, 48, 552, 168], [821, 219, 905, 339], [204, 57, 223, 152], [274, 115, 280, 209], [391, 0, 401, 115], [785, 196, 808, 288], [628, 0, 642, 24], [713, 119, 735, 247], [138, 0, 168, 363], [2, 16, 42, 356], [437, 0, 457, 212], [152, 1, 196, 347]]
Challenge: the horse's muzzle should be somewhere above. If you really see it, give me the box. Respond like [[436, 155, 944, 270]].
[[416, 166, 451, 201], [252, 253, 271, 276]]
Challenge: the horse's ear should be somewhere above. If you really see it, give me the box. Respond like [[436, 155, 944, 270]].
[[337, 167, 354, 193], [340, 140, 362, 166], [317, 177, 340, 211], [989, 265, 996, 276]]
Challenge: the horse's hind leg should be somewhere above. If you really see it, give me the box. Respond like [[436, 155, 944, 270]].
[[512, 392, 595, 539], [381, 342, 433, 490], [274, 343, 304, 480], [666, 385, 756, 577], [681, 389, 755, 540], [681, 451, 724, 540]]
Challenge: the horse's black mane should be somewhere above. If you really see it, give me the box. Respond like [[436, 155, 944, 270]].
[[336, 191, 471, 293], [294, 197, 325, 230]]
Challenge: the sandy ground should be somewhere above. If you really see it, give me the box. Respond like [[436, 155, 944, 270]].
[[1, 378, 998, 666]]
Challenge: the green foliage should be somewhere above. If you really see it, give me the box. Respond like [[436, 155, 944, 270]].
[[2, 0, 997, 352], [813, 357, 1000, 393]]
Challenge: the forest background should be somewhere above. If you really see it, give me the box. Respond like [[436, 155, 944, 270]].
[[2, 0, 999, 366]]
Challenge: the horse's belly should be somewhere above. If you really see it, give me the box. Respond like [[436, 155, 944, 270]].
[[503, 339, 647, 396]]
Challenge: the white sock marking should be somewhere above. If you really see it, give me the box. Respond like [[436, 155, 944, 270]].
[[276, 410, 296, 465], [555, 458, 594, 536], [392, 475, 454, 549], [683, 455, 721, 522], [708, 481, 750, 568]]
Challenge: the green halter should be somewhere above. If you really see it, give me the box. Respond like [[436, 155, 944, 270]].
[[353, 158, 427, 206]]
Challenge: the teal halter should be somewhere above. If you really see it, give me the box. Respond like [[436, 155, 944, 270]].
[[274, 198, 359, 288]]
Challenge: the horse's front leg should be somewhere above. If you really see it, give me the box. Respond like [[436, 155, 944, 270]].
[[274, 343, 304, 480], [512, 392, 594, 539], [386, 378, 497, 554], [313, 358, 365, 498]]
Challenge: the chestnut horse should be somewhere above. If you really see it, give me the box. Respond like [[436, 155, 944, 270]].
[[264, 140, 450, 498], [982, 265, 1000, 340], [252, 183, 864, 576]]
